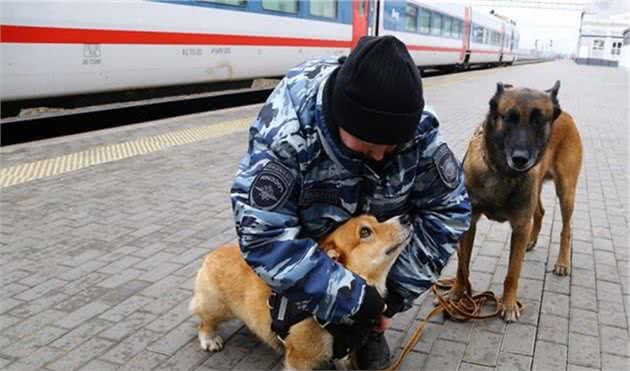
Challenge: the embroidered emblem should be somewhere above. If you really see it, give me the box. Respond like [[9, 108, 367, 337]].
[[249, 161, 296, 210], [433, 143, 459, 189]]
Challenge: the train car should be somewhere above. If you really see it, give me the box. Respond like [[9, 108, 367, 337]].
[[377, 1, 468, 68], [1, 0, 356, 101], [1, 0, 519, 104]]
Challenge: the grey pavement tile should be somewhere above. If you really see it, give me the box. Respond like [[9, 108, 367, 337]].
[[538, 313, 569, 345], [99, 311, 157, 341], [463, 330, 502, 366], [572, 268, 597, 289], [598, 300, 628, 329], [597, 281, 624, 304], [438, 319, 474, 343], [409, 321, 442, 353], [3, 346, 63, 371], [497, 352, 532, 371], [601, 353, 630, 371], [570, 308, 599, 336], [502, 323, 537, 356], [2, 309, 66, 338], [100, 328, 163, 364], [567, 365, 599, 371], [200, 336, 260, 371], [55, 300, 111, 329], [99, 295, 154, 322], [96, 268, 144, 289], [533, 340, 567, 371], [0, 325, 67, 359], [458, 361, 494, 371], [545, 272, 571, 295], [145, 300, 192, 334], [599, 325, 630, 357], [49, 317, 114, 351], [571, 285, 598, 312], [518, 278, 545, 301], [78, 358, 120, 371], [149, 320, 197, 356], [519, 300, 541, 327], [420, 339, 466, 371], [117, 350, 170, 371], [568, 334, 601, 369], [542, 291, 570, 317], [596, 263, 621, 283], [232, 343, 283, 371], [46, 336, 114, 371]]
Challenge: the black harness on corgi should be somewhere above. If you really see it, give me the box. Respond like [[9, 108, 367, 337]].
[[268, 292, 371, 360]]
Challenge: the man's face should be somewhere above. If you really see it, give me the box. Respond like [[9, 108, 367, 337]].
[[339, 129, 396, 162]]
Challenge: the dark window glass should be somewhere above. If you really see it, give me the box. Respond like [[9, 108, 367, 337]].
[[405, 4, 418, 32], [198, 0, 246, 6], [262, 0, 297, 13], [431, 12, 442, 36], [419, 8, 431, 33], [442, 16, 452, 37], [310, 0, 336, 18]]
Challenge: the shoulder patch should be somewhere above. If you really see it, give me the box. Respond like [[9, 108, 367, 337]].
[[249, 161, 296, 211], [433, 143, 459, 189]]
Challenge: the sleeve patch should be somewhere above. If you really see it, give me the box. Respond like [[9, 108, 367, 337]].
[[249, 161, 296, 211], [433, 143, 459, 189]]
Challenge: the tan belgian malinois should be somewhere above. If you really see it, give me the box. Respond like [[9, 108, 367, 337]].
[[450, 81, 582, 322]]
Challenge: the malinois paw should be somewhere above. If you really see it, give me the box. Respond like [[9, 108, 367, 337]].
[[526, 239, 537, 251], [553, 263, 570, 276], [199, 334, 224, 352], [501, 303, 521, 323]]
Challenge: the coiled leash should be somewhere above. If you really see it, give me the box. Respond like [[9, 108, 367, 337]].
[[387, 277, 524, 371]]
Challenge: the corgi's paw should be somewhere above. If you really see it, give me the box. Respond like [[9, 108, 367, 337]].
[[199, 333, 224, 352]]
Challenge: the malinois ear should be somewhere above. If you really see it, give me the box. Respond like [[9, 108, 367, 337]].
[[489, 82, 509, 112], [545, 80, 562, 121], [545, 80, 561, 98]]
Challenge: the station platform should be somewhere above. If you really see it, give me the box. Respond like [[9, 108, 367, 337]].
[[1, 60, 628, 371]]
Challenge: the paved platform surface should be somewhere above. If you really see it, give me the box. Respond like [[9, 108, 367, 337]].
[[1, 60, 628, 371]]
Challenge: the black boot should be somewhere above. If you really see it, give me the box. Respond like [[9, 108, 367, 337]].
[[355, 331, 391, 370]]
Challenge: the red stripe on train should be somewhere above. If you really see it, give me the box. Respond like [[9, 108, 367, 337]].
[[0, 25, 502, 55], [0, 25, 353, 48]]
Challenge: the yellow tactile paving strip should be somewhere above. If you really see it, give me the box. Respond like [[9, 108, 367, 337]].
[[0, 65, 510, 189], [0, 117, 254, 188]]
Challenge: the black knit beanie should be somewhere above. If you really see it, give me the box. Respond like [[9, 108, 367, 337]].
[[329, 35, 424, 145]]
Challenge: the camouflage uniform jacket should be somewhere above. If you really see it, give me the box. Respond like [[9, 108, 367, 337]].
[[231, 57, 471, 324]]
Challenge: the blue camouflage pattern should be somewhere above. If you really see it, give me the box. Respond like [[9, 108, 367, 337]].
[[230, 57, 472, 323]]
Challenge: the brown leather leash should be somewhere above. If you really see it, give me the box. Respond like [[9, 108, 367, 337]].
[[387, 277, 524, 371]]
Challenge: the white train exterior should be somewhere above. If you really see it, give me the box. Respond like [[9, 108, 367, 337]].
[[0, 0, 520, 102]]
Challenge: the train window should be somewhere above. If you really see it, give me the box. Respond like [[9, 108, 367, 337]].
[[456, 20, 463, 38], [310, 0, 336, 18], [262, 0, 297, 13], [472, 24, 484, 43], [198, 0, 246, 6], [451, 19, 460, 38], [592, 39, 604, 50], [430, 12, 442, 36], [405, 4, 418, 32], [419, 8, 431, 34], [442, 16, 452, 37]]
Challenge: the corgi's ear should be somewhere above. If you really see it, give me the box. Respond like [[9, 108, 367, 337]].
[[326, 249, 341, 262]]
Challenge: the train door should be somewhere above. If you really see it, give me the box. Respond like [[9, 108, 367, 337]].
[[461, 5, 472, 64], [499, 22, 505, 63], [352, 0, 369, 48]]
